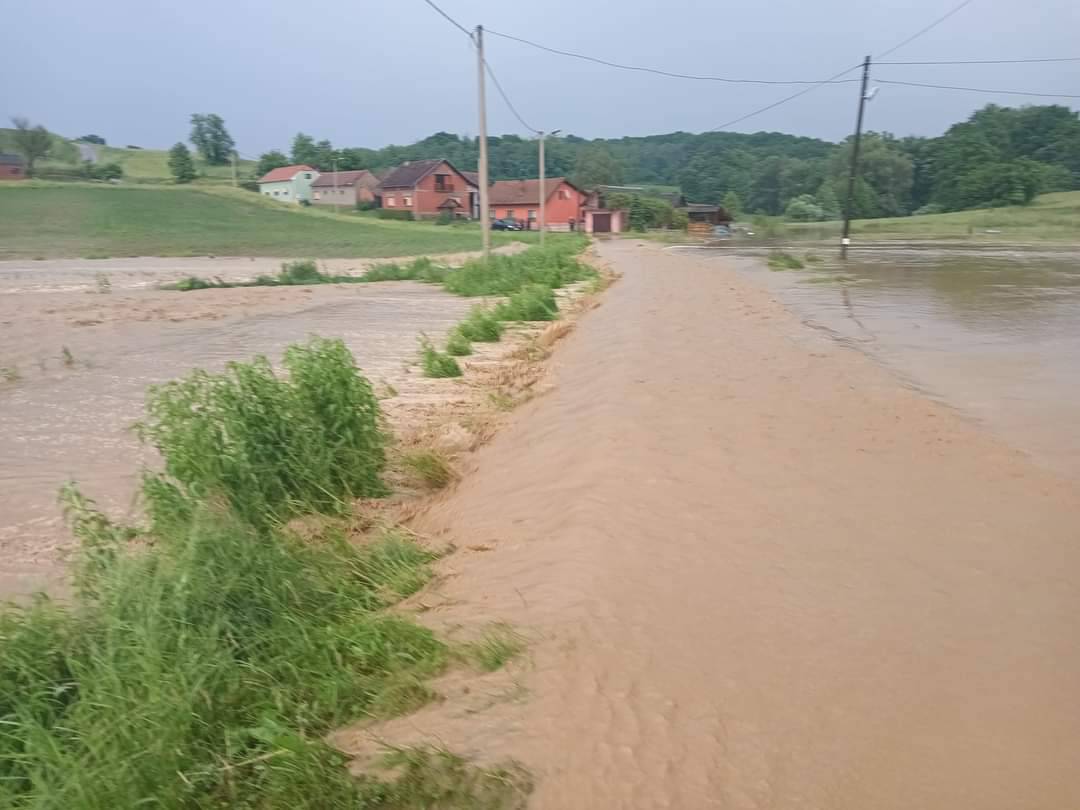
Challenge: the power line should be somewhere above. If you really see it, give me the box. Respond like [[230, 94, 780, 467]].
[[419, 0, 473, 39], [876, 0, 977, 59], [877, 78, 1080, 98], [877, 56, 1080, 65], [486, 28, 860, 86], [708, 63, 865, 131], [483, 58, 541, 133]]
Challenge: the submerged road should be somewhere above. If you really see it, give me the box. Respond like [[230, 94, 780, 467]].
[[400, 240, 1080, 809]]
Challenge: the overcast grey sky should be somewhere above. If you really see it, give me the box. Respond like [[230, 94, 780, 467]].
[[4, 0, 1078, 155]]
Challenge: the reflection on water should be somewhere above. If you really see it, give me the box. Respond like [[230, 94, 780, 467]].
[[720, 248, 1080, 477]]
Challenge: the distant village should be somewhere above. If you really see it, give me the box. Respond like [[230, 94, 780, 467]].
[[257, 157, 728, 235]]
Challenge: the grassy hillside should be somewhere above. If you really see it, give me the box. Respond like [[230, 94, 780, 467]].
[[0, 183, 535, 259], [97, 145, 258, 184], [786, 191, 1080, 243], [0, 129, 256, 184]]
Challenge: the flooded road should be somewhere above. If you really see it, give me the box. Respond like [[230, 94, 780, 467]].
[[0, 258, 476, 598], [349, 241, 1080, 809], [709, 247, 1080, 477]]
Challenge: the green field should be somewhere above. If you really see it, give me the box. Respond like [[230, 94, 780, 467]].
[[97, 144, 258, 184], [786, 191, 1080, 243], [0, 183, 535, 259]]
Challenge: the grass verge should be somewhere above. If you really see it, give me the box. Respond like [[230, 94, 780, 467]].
[[767, 250, 805, 271], [0, 334, 535, 807]]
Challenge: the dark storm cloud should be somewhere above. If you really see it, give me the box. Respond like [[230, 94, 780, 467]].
[[4, 0, 1078, 153]]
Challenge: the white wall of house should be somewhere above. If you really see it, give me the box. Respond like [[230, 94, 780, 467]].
[[259, 170, 319, 204]]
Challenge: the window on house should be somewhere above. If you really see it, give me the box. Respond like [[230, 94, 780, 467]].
[[489, 208, 496, 219], [528, 209, 537, 219], [504, 210, 515, 219], [313, 192, 321, 200], [434, 174, 450, 191], [559, 189, 569, 199], [403, 196, 412, 206], [386, 197, 396, 207]]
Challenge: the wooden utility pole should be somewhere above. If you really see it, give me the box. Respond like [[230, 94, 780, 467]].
[[332, 158, 340, 213], [476, 25, 491, 259], [841, 55, 871, 259], [231, 151, 238, 188]]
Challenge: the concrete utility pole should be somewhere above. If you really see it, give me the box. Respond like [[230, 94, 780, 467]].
[[841, 55, 872, 259], [476, 24, 491, 259], [538, 128, 561, 246], [332, 158, 339, 213], [231, 151, 238, 188]]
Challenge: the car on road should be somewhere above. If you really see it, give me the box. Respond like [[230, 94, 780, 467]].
[[491, 218, 523, 231]]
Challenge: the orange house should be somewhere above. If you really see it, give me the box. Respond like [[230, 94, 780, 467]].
[[488, 177, 586, 231], [379, 159, 477, 219]]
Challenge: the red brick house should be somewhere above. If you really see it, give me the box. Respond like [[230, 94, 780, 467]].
[[310, 170, 380, 207], [0, 154, 27, 181], [378, 159, 477, 219], [488, 177, 586, 231]]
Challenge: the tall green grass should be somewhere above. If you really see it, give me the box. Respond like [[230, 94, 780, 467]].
[[0, 336, 529, 807], [138, 337, 386, 531]]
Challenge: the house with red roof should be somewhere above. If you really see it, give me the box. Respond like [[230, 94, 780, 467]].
[[257, 164, 318, 204], [488, 177, 586, 231], [378, 159, 478, 219]]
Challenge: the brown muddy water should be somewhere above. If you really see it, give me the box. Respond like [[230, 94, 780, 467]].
[[0, 257, 476, 598], [691, 246, 1080, 478]]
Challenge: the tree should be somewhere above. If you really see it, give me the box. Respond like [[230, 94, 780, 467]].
[[784, 194, 826, 221], [256, 150, 289, 178], [291, 133, 319, 166], [572, 146, 623, 188], [722, 190, 742, 220], [168, 142, 196, 183], [77, 134, 106, 145], [814, 183, 840, 220], [10, 117, 52, 175], [189, 113, 235, 165]]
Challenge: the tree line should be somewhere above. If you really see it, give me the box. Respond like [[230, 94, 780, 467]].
[[256, 103, 1080, 219]]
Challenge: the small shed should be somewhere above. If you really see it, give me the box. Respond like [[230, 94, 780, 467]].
[[682, 203, 732, 237]]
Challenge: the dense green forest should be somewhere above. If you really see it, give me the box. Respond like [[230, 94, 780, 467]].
[[264, 104, 1080, 220]]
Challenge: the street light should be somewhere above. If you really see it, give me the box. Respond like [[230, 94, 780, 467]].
[[539, 128, 561, 245]]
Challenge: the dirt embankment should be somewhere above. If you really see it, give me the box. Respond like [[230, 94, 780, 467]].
[[339, 241, 1080, 809]]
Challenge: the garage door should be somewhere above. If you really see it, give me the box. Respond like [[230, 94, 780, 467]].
[[592, 213, 611, 233]]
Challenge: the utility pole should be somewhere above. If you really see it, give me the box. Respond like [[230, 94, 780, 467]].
[[332, 157, 339, 213], [476, 24, 491, 259], [537, 129, 561, 246], [231, 151, 238, 188], [841, 55, 871, 259], [538, 131, 546, 246]]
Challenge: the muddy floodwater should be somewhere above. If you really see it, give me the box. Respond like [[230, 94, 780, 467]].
[[701, 246, 1080, 477], [0, 257, 475, 598]]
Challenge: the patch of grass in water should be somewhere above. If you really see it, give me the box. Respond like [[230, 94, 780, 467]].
[[420, 337, 463, 378], [767, 250, 805, 271], [460, 623, 526, 672], [401, 449, 458, 490]]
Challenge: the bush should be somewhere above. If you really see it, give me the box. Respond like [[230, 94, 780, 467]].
[[355, 199, 377, 211], [377, 209, 415, 221], [362, 256, 447, 284], [445, 329, 473, 356], [495, 284, 559, 321], [137, 337, 387, 530], [457, 307, 503, 342], [442, 241, 592, 297], [419, 338, 463, 378], [435, 210, 455, 226]]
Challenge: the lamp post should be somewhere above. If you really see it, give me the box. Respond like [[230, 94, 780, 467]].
[[538, 128, 561, 245]]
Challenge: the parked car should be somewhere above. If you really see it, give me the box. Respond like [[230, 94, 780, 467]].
[[491, 218, 522, 231]]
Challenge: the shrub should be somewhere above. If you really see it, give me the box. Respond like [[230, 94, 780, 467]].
[[137, 337, 386, 530], [442, 242, 592, 297], [355, 199, 377, 211], [457, 307, 503, 342], [445, 329, 473, 356], [495, 284, 559, 321], [277, 259, 323, 284], [376, 209, 415, 221], [363, 256, 447, 284], [402, 449, 458, 489], [435, 210, 455, 226], [419, 337, 463, 378]]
